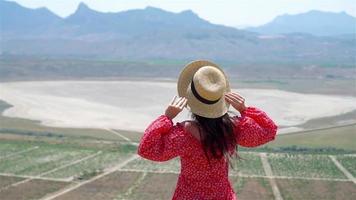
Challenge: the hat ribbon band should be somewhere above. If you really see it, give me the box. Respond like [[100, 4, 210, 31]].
[[191, 80, 220, 105]]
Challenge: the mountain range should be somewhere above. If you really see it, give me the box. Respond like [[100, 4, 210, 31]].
[[246, 10, 356, 36], [0, 0, 355, 63]]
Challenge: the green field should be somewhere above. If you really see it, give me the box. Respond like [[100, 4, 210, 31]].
[[46, 151, 133, 180], [336, 155, 356, 177], [0, 141, 34, 157], [265, 124, 356, 151], [122, 157, 180, 173], [267, 153, 346, 179], [229, 153, 266, 176]]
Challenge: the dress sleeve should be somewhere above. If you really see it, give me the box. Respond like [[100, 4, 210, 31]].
[[232, 106, 278, 147], [137, 115, 186, 161]]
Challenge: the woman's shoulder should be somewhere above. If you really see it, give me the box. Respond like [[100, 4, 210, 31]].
[[176, 120, 201, 141]]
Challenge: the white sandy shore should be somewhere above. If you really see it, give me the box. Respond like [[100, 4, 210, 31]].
[[0, 80, 355, 133]]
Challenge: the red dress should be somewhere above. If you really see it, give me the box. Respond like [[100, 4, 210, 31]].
[[137, 106, 278, 200]]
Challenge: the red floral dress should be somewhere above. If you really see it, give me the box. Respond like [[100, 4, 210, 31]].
[[137, 106, 278, 200]]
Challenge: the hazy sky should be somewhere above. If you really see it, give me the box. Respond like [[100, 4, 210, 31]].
[[9, 0, 356, 27]]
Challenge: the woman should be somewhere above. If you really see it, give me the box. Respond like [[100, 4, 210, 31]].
[[137, 60, 278, 199]]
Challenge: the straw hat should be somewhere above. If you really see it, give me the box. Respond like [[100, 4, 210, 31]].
[[177, 60, 231, 118]]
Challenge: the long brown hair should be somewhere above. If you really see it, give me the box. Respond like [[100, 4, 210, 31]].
[[191, 111, 239, 168]]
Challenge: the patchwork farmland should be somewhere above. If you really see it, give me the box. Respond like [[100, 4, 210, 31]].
[[0, 140, 355, 200]]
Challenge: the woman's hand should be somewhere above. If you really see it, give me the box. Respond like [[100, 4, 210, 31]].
[[165, 95, 188, 120], [225, 92, 247, 113]]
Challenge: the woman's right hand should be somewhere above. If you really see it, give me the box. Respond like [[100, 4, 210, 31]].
[[224, 92, 247, 113], [165, 95, 187, 120]]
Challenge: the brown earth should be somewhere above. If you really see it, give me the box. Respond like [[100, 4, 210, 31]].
[[128, 173, 178, 200], [276, 179, 356, 200], [0, 179, 69, 200], [53, 171, 142, 200], [0, 175, 24, 189], [231, 176, 274, 200]]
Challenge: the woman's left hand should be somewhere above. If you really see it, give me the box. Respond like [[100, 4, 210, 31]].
[[165, 95, 187, 120]]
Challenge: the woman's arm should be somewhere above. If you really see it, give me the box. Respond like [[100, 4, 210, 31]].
[[137, 115, 185, 161], [233, 106, 278, 147], [137, 115, 182, 161], [225, 92, 278, 147], [137, 96, 188, 161]]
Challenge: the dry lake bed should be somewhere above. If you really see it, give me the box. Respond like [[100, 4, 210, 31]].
[[0, 80, 355, 134]]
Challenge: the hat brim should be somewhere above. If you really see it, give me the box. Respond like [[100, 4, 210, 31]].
[[177, 60, 231, 118]]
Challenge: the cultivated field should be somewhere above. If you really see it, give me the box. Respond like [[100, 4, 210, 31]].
[[0, 140, 355, 200]]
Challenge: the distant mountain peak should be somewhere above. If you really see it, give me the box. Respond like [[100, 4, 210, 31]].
[[75, 2, 95, 14], [306, 9, 324, 14], [35, 6, 53, 13], [179, 9, 196, 16], [142, 6, 199, 18], [69, 2, 99, 18], [143, 6, 170, 14], [145, 6, 162, 11], [65, 2, 100, 23], [78, 2, 89, 9]]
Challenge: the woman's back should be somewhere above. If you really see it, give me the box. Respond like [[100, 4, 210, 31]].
[[173, 121, 235, 199], [138, 106, 278, 199]]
